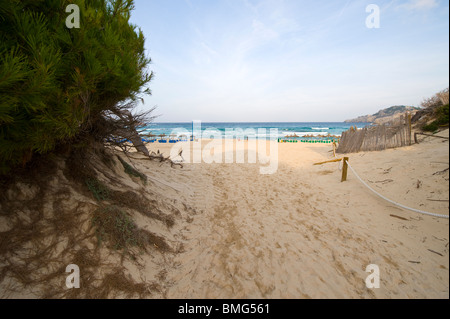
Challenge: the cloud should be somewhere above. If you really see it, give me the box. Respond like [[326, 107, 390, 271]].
[[251, 19, 278, 40], [397, 0, 439, 11]]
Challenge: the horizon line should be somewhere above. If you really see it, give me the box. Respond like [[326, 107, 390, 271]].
[[150, 120, 370, 124]]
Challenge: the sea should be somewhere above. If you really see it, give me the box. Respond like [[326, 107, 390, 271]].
[[140, 122, 368, 141]]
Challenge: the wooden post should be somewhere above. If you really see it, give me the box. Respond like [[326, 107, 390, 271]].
[[400, 115, 405, 147], [341, 157, 349, 182], [313, 158, 343, 165], [414, 132, 418, 144], [407, 113, 412, 145], [332, 142, 336, 157]]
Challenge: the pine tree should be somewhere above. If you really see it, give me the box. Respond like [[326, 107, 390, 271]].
[[0, 0, 152, 174]]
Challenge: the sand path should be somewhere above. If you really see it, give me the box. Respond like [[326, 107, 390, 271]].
[[144, 134, 449, 299]]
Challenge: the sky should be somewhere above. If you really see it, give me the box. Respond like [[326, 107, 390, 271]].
[[129, 0, 449, 122]]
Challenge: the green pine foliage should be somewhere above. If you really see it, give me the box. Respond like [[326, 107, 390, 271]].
[[0, 0, 152, 174], [422, 104, 449, 132]]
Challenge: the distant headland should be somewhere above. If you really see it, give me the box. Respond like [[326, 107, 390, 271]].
[[345, 105, 421, 124]]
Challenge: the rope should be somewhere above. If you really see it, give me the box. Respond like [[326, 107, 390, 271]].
[[344, 160, 449, 219]]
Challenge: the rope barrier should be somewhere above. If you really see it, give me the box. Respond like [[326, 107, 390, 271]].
[[344, 160, 449, 219]]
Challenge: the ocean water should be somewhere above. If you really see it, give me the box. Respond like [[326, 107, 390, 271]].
[[141, 122, 367, 140]]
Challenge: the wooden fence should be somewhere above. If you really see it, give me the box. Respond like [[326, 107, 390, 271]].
[[337, 113, 412, 154]]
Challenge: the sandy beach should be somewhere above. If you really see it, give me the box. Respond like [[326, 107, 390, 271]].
[[0, 130, 448, 299], [122, 129, 449, 299]]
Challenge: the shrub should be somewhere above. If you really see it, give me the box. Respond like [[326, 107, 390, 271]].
[[422, 121, 439, 132], [435, 104, 449, 126], [422, 104, 449, 132], [0, 0, 152, 174]]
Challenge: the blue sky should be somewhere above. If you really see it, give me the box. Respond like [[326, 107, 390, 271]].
[[130, 0, 449, 122]]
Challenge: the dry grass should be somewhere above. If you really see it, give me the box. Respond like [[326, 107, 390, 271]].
[[0, 148, 177, 298]]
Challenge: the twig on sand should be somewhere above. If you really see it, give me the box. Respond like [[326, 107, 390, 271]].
[[408, 261, 421, 264], [390, 214, 409, 221], [368, 179, 393, 184], [427, 249, 444, 257], [432, 168, 449, 176], [432, 236, 446, 242]]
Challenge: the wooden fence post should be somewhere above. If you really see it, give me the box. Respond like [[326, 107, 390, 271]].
[[341, 157, 349, 182], [407, 113, 412, 145]]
